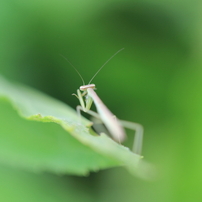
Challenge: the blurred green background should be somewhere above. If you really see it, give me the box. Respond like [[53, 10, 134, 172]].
[[0, 0, 202, 201]]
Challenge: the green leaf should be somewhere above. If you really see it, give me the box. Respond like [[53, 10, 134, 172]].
[[0, 75, 152, 179]]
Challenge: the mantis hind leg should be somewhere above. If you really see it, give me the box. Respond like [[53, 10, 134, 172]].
[[89, 114, 143, 155], [119, 120, 143, 156], [93, 117, 143, 156], [77, 105, 143, 156]]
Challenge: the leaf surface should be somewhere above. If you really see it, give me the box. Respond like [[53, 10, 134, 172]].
[[0, 75, 152, 178]]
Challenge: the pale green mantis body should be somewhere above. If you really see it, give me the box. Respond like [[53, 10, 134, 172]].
[[63, 49, 143, 156]]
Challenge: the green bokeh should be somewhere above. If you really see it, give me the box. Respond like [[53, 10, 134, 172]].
[[0, 0, 202, 201]]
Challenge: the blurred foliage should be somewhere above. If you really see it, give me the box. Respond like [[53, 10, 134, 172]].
[[0, 0, 202, 201]]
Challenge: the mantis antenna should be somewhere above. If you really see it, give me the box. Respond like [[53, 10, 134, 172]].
[[88, 48, 124, 84], [60, 54, 85, 85], [61, 48, 124, 85]]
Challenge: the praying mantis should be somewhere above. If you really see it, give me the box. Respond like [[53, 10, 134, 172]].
[[62, 49, 143, 156]]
